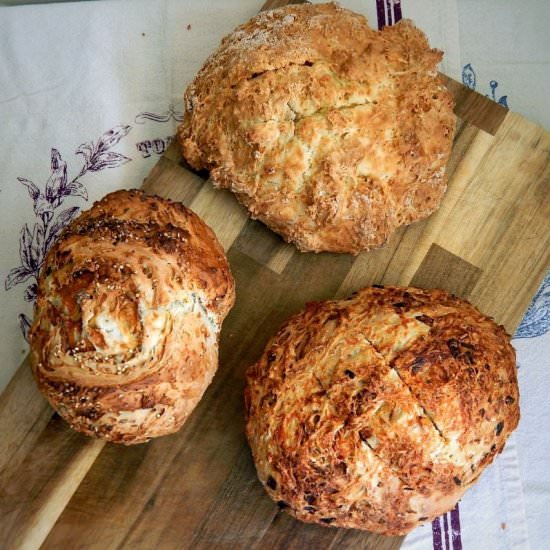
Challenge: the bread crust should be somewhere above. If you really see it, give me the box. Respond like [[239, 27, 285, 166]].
[[29, 189, 235, 444], [179, 2, 456, 254], [245, 286, 519, 535]]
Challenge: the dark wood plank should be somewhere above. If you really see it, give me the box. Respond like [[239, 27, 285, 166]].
[[234, 218, 291, 269], [187, 447, 279, 548], [410, 243, 482, 299], [0, 415, 104, 549], [142, 153, 205, 206], [441, 74, 508, 135]]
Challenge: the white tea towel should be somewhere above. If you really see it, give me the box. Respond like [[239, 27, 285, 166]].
[[1, 2, 547, 549], [456, 0, 550, 131]]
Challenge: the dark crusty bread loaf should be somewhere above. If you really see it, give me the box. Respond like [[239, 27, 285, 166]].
[[29, 189, 235, 444], [179, 3, 456, 254], [245, 286, 519, 534]]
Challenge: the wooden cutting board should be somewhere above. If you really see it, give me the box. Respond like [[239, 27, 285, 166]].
[[1, 1, 550, 548]]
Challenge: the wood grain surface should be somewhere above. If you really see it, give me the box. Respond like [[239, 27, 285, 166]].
[[1, 1, 550, 548]]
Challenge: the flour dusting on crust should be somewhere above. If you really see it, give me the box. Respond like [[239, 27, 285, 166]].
[[179, 3, 456, 254]]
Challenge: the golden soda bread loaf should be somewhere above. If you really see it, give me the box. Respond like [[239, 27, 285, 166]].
[[245, 286, 519, 535], [29, 190, 235, 444], [179, 2, 456, 254]]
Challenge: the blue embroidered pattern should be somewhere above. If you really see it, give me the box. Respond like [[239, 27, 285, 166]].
[[488, 80, 509, 108], [462, 63, 509, 108], [515, 271, 550, 339], [462, 63, 476, 90]]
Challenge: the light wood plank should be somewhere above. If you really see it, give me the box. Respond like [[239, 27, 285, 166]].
[[0, 416, 104, 549], [0, 358, 51, 482]]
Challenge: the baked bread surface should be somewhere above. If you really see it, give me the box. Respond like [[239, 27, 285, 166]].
[[29, 189, 235, 444], [179, 2, 456, 254], [245, 286, 519, 535]]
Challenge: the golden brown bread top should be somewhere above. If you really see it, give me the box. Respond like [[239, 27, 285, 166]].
[[245, 286, 519, 535], [29, 190, 235, 444], [179, 2, 456, 253]]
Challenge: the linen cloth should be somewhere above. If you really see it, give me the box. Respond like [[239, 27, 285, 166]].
[[0, 1, 547, 549]]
